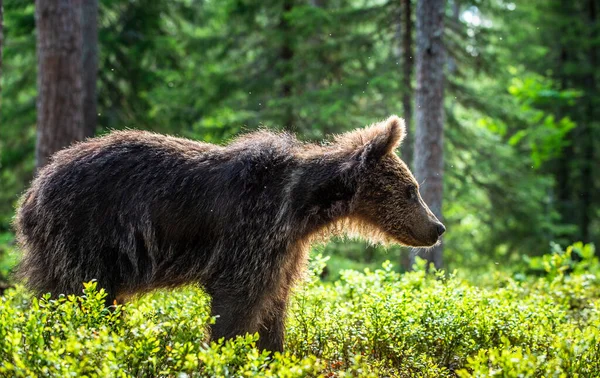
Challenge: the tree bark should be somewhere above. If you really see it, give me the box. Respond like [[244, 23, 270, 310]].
[[35, 0, 85, 170], [81, 0, 98, 138], [412, 0, 445, 270], [399, 0, 414, 272], [446, 0, 459, 75], [401, 0, 413, 166]]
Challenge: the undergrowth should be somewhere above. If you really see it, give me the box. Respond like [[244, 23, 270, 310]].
[[1, 243, 599, 377]]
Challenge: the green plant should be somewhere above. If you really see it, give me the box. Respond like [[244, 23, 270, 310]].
[[0, 243, 598, 377]]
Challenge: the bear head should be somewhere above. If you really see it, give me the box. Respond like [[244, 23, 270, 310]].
[[332, 115, 445, 247]]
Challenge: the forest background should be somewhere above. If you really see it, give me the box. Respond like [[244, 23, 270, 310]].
[[0, 0, 598, 281]]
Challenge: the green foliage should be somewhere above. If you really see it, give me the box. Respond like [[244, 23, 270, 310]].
[[505, 69, 579, 168], [1, 0, 598, 279], [1, 243, 599, 376], [0, 233, 18, 281], [1, 1, 597, 373]]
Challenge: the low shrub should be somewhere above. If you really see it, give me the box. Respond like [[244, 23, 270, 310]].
[[1, 243, 598, 377]]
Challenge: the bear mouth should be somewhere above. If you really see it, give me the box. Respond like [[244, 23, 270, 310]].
[[397, 227, 440, 248]]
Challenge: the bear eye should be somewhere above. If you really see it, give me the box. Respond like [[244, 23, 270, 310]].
[[406, 185, 417, 200]]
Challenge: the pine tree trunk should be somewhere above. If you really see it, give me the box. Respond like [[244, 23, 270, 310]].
[[35, 0, 85, 170], [401, 0, 413, 166], [400, 0, 414, 272], [81, 0, 98, 138], [412, 0, 445, 270]]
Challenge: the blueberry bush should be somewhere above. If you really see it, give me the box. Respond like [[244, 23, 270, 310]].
[[1, 243, 599, 377]]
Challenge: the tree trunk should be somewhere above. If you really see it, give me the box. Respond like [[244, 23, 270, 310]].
[[279, 0, 294, 130], [446, 0, 459, 75], [400, 0, 414, 272], [412, 0, 445, 270], [0, 0, 3, 108], [555, 0, 575, 240], [81, 0, 98, 138], [582, 0, 597, 244], [401, 0, 413, 166], [35, 0, 85, 170]]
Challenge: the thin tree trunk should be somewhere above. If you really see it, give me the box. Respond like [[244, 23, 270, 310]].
[[556, 0, 574, 239], [582, 0, 597, 244], [0, 0, 3, 110], [412, 0, 446, 270], [401, 0, 413, 166], [35, 0, 85, 169], [279, 0, 294, 130], [400, 0, 414, 272], [81, 0, 98, 138]]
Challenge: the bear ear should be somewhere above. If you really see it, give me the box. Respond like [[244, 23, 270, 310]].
[[336, 115, 406, 165], [362, 115, 406, 161]]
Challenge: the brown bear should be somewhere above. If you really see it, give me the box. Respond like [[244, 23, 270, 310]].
[[15, 115, 445, 352]]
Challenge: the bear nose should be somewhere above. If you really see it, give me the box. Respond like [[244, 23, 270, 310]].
[[436, 223, 446, 236]]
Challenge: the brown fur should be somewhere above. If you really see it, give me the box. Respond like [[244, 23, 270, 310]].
[[14, 115, 444, 351]]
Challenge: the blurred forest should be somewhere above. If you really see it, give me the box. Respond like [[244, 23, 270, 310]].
[[0, 0, 598, 282]]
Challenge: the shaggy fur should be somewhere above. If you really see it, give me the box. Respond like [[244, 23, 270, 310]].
[[15, 115, 444, 352]]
